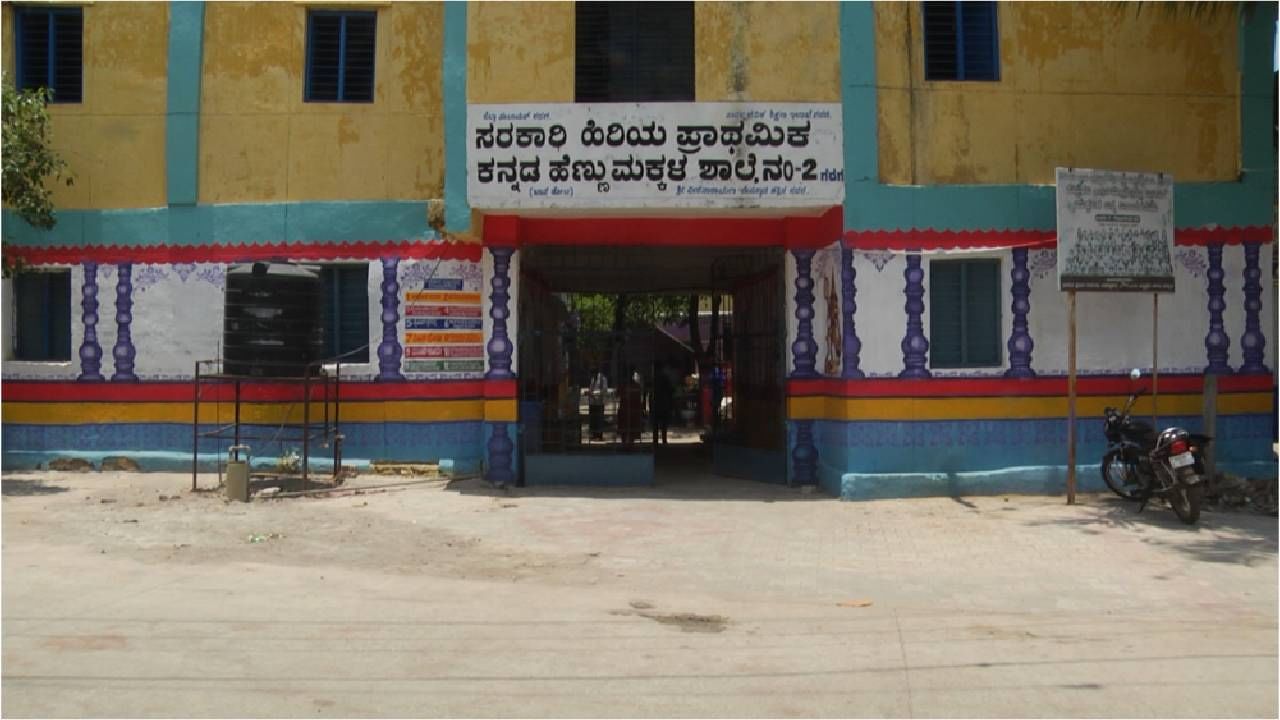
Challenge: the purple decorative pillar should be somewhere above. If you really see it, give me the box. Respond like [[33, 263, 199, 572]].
[[790, 249, 819, 378], [840, 247, 864, 378], [486, 422, 514, 487], [110, 263, 137, 382], [1239, 243, 1268, 374], [77, 262, 104, 381], [899, 253, 930, 378], [1204, 243, 1232, 374], [1004, 248, 1035, 378], [486, 247, 515, 379], [791, 420, 817, 487], [377, 257, 405, 381]]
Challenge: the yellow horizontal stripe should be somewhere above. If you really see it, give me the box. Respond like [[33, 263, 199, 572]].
[[484, 399, 517, 422], [4, 393, 1268, 425], [3, 400, 486, 425], [404, 331, 484, 344], [787, 392, 1273, 422], [405, 291, 481, 303]]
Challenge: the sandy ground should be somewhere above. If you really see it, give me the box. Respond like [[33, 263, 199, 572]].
[[3, 469, 1277, 718]]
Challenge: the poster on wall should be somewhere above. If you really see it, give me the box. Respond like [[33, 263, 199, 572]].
[[467, 103, 844, 209], [1055, 168, 1175, 292], [400, 261, 485, 379]]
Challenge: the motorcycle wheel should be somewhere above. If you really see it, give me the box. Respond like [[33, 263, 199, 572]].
[[1101, 450, 1143, 501], [1170, 484, 1203, 525]]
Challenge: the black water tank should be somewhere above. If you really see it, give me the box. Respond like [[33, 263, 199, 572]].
[[223, 262, 323, 378]]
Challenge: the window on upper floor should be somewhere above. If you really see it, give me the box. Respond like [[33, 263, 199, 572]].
[[12, 269, 72, 361], [923, 2, 999, 82], [929, 259, 1001, 368], [15, 6, 83, 103], [305, 11, 377, 103], [575, 1, 694, 102], [318, 265, 370, 363]]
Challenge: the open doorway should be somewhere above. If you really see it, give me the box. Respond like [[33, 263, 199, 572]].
[[516, 245, 786, 487]]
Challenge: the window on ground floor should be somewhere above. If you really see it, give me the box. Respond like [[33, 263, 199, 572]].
[[12, 269, 72, 361], [929, 258, 1001, 368], [318, 264, 370, 363]]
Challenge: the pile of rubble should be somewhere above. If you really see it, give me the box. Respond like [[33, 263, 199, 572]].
[[1205, 473, 1278, 515]]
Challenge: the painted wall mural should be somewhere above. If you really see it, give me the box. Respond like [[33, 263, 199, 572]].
[[397, 258, 485, 380]]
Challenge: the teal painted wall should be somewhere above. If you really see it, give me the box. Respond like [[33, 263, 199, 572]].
[[1, 202, 439, 248], [443, 1, 469, 233], [165, 0, 204, 206]]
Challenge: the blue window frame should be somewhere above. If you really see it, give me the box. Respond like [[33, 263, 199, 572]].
[[13, 270, 72, 361], [929, 259, 1002, 368], [15, 6, 83, 103], [319, 265, 370, 363], [305, 11, 377, 103], [923, 2, 999, 81]]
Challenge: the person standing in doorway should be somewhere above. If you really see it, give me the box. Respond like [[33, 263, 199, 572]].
[[588, 366, 608, 441], [617, 366, 644, 447], [651, 361, 675, 445]]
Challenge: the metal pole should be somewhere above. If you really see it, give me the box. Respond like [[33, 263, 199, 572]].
[[1152, 293, 1159, 428], [1067, 290, 1077, 505], [1202, 373, 1218, 477], [303, 369, 311, 487], [192, 361, 201, 491]]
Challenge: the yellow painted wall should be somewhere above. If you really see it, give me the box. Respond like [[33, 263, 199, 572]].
[[696, 2, 840, 102], [876, 2, 1240, 185], [199, 2, 443, 204], [466, 1, 840, 104], [1, 2, 169, 209], [468, 2, 575, 103]]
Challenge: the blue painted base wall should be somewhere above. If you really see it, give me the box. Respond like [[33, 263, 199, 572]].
[[1, 421, 485, 474], [791, 415, 1277, 500]]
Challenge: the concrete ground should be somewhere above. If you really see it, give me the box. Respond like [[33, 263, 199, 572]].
[[2, 467, 1276, 718]]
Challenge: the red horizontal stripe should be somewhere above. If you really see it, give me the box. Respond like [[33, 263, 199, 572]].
[[845, 226, 1273, 251], [484, 379, 518, 398], [845, 229, 1055, 251], [1, 380, 488, 403], [6, 241, 482, 266], [485, 208, 843, 251], [787, 374, 1274, 398]]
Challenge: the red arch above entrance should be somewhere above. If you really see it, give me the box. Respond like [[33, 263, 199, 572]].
[[482, 207, 842, 251]]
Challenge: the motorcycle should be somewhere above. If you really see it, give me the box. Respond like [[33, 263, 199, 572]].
[[1100, 369, 1212, 524]]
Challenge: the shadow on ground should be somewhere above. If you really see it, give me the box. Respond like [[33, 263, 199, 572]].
[[445, 474, 828, 503], [447, 442, 828, 503], [1026, 495, 1278, 567], [2, 478, 70, 497]]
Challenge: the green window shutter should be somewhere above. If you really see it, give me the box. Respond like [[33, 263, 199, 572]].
[[929, 259, 1001, 368], [929, 261, 964, 367], [321, 266, 369, 363], [962, 261, 1001, 366], [336, 266, 369, 362], [14, 271, 71, 361]]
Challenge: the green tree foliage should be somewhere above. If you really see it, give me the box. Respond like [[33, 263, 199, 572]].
[[2, 75, 73, 276], [570, 293, 688, 333]]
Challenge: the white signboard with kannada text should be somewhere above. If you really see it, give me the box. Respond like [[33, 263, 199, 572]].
[[1056, 168, 1175, 292], [467, 103, 844, 210]]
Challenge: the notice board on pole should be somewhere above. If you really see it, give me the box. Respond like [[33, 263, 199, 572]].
[[1056, 168, 1175, 293]]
